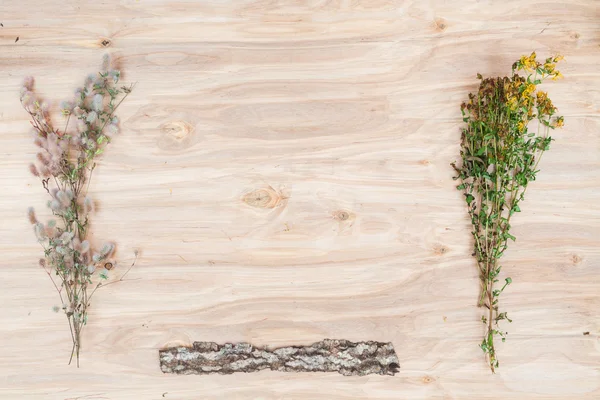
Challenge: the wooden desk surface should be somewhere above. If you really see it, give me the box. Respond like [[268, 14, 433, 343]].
[[0, 1, 598, 398]]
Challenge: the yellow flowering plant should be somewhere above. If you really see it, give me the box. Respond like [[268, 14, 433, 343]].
[[452, 52, 564, 373]]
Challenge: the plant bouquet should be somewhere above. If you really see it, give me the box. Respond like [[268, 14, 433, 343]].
[[452, 52, 564, 372], [22, 55, 134, 366]]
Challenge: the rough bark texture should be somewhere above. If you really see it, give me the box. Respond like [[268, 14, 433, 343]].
[[159, 339, 399, 376]]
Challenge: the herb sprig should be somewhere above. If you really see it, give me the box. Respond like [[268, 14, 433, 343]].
[[452, 52, 564, 372], [22, 55, 134, 366]]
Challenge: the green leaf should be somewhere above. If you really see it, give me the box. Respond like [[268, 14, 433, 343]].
[[457, 183, 465, 190], [505, 233, 516, 241], [505, 277, 512, 285], [465, 194, 475, 205]]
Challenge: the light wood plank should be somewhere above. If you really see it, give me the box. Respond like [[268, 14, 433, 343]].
[[0, 0, 598, 398]]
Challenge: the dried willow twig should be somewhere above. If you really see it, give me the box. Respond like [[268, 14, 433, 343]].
[[452, 52, 564, 372], [22, 55, 135, 366]]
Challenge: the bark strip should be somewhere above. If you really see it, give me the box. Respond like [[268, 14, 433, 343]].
[[159, 339, 399, 376]]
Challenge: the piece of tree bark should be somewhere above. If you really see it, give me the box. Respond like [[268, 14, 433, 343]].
[[159, 339, 400, 376]]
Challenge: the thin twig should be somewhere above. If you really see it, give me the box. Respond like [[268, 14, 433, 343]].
[[87, 251, 139, 303], [84, 163, 96, 197], [42, 262, 65, 303]]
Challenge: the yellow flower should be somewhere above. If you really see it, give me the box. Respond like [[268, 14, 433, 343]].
[[528, 51, 537, 62], [521, 83, 536, 100], [552, 71, 564, 81], [536, 90, 556, 117], [517, 52, 537, 72], [527, 52, 537, 69], [517, 121, 525, 131], [553, 116, 564, 128], [553, 54, 564, 62], [518, 56, 530, 71], [544, 62, 555, 73], [536, 91, 548, 102], [507, 96, 518, 111]]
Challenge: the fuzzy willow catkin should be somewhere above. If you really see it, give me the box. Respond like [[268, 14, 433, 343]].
[[22, 55, 134, 366], [452, 52, 564, 373]]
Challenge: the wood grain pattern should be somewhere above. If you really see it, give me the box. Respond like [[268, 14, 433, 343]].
[[0, 0, 598, 399]]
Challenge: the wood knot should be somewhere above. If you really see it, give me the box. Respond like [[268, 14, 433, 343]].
[[242, 186, 285, 209], [157, 120, 196, 150], [422, 375, 435, 384], [419, 159, 430, 166], [333, 210, 353, 221], [570, 32, 580, 39], [100, 38, 111, 47], [571, 254, 582, 264], [433, 244, 449, 256], [162, 120, 193, 139], [434, 18, 447, 32]]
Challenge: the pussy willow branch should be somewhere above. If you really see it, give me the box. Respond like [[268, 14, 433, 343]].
[[23, 57, 135, 366]]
